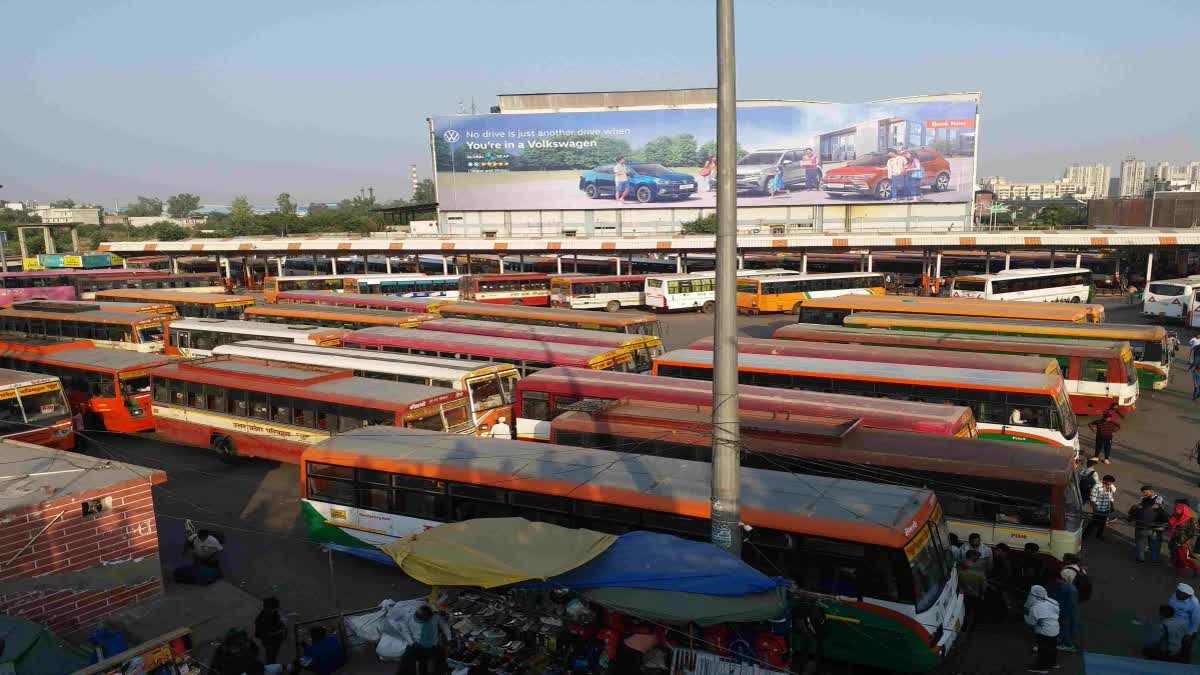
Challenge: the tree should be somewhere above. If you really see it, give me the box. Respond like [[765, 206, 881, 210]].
[[633, 134, 700, 167], [166, 193, 201, 218], [142, 220, 190, 241], [227, 195, 261, 235], [276, 192, 297, 216], [697, 140, 748, 164], [412, 179, 436, 204], [509, 135, 632, 171], [680, 213, 717, 235], [124, 196, 163, 217], [49, 198, 76, 208]]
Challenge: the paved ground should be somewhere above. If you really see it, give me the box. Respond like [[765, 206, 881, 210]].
[[87, 296, 1200, 673]]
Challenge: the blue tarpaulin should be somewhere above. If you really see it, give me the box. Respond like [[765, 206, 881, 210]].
[[1083, 652, 1200, 674], [517, 531, 782, 596]]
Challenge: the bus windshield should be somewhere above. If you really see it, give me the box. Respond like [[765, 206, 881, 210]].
[[1141, 339, 1166, 364], [1148, 283, 1186, 296], [469, 374, 516, 412], [908, 524, 950, 613], [1055, 391, 1077, 440], [138, 324, 165, 343], [736, 281, 757, 293], [121, 376, 152, 396], [953, 280, 985, 292], [21, 389, 69, 423]]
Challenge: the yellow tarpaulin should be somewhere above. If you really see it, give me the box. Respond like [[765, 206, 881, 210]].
[[381, 518, 617, 588]]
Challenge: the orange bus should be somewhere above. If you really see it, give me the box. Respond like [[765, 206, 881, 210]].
[[243, 305, 438, 330], [438, 301, 661, 336], [94, 289, 254, 319], [653, 349, 1079, 450], [0, 335, 172, 432], [0, 367, 74, 449], [457, 273, 549, 305], [792, 295, 1100, 326], [13, 299, 179, 320], [150, 356, 476, 463], [275, 291, 455, 314]]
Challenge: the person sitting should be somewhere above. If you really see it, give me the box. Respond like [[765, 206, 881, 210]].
[[1144, 604, 1188, 662], [300, 626, 344, 674], [190, 529, 224, 568], [1009, 408, 1027, 425]]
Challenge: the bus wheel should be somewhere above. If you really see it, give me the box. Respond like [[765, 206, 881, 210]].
[[510, 300, 523, 305], [1071, 296, 1081, 303], [605, 300, 621, 313], [701, 300, 715, 314], [212, 435, 239, 463]]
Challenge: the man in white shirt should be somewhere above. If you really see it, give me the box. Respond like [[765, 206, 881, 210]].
[[189, 529, 223, 566], [965, 533, 993, 571], [1010, 408, 1027, 425], [614, 157, 631, 204], [885, 151, 908, 201], [489, 416, 512, 440]]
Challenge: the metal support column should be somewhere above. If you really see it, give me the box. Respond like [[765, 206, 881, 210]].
[[736, 254, 744, 270], [1146, 250, 1155, 287], [330, 256, 338, 275], [466, 254, 473, 275], [710, 0, 741, 555], [171, 257, 179, 275], [676, 255, 683, 274], [573, 254, 578, 273], [276, 258, 284, 276], [1005, 252, 1012, 270], [385, 257, 393, 274], [615, 257, 621, 275], [800, 252, 808, 274], [498, 256, 505, 273], [985, 252, 991, 274], [1049, 249, 1056, 269], [935, 253, 942, 279], [1075, 253, 1081, 268], [442, 256, 450, 275], [42, 227, 55, 255], [519, 254, 525, 272], [866, 253, 873, 273], [556, 256, 562, 275]]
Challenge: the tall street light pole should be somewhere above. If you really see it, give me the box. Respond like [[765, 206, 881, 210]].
[[711, 0, 741, 556]]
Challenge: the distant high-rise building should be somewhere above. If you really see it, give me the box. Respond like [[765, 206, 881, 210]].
[[1109, 176, 1120, 196], [1063, 163, 1111, 198], [1119, 158, 1147, 197]]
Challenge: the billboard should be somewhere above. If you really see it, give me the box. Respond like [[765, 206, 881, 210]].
[[431, 96, 978, 211]]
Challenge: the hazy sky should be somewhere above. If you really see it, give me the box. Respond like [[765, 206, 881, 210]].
[[2, 0, 1196, 206]]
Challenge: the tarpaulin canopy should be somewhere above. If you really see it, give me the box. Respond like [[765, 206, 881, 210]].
[[1082, 652, 1200, 674], [0, 616, 91, 675], [584, 587, 787, 626], [520, 531, 783, 596], [380, 518, 617, 588]]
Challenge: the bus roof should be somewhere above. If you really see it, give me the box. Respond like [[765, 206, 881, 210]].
[[0, 368, 59, 388], [0, 269, 159, 279], [157, 356, 462, 409], [304, 426, 936, 547], [689, 336, 1057, 375], [169, 318, 338, 338], [844, 313, 1166, 339], [11, 300, 177, 314], [955, 267, 1089, 282], [95, 289, 254, 304], [417, 318, 653, 348], [647, 269, 798, 282], [439, 302, 658, 327], [244, 306, 438, 326], [461, 272, 547, 281], [213, 341, 514, 380], [276, 291, 448, 312], [272, 274, 423, 282], [353, 275, 460, 284], [0, 308, 166, 326], [1148, 276, 1200, 287], [771, 324, 1131, 359], [14, 345, 172, 371], [345, 327, 628, 367], [657, 349, 1065, 393], [744, 272, 884, 285], [550, 274, 648, 284], [216, 341, 515, 375], [518, 367, 975, 436], [554, 399, 1075, 484], [795, 294, 1091, 321]]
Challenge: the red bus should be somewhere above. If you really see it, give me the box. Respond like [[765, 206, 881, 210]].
[[457, 273, 550, 306], [150, 356, 475, 463], [514, 366, 976, 441], [0, 336, 172, 432], [415, 318, 664, 373], [687, 336, 1061, 376], [0, 367, 75, 449], [343, 327, 636, 376], [275, 291, 454, 314], [0, 268, 160, 304]]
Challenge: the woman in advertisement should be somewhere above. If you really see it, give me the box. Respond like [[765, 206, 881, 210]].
[[699, 156, 715, 192], [906, 150, 925, 202]]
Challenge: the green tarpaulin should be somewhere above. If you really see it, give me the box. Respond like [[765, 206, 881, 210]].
[[0, 616, 91, 675]]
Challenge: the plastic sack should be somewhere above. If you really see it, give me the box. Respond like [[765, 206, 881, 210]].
[[382, 599, 424, 640], [345, 608, 387, 646], [376, 633, 410, 661]]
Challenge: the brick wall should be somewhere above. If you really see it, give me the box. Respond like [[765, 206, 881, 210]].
[[0, 478, 163, 633]]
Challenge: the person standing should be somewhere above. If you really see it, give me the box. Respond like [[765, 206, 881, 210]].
[[1050, 571, 1079, 652], [886, 150, 908, 201], [1078, 458, 1100, 504], [959, 550, 987, 630], [488, 416, 513, 440], [1024, 585, 1060, 673], [253, 597, 287, 666], [614, 157, 631, 204], [698, 156, 715, 193], [1144, 605, 1189, 661], [1169, 583, 1200, 661], [905, 151, 924, 201], [1088, 409, 1121, 464], [800, 148, 820, 190], [399, 604, 452, 675], [1085, 475, 1117, 540], [1131, 496, 1169, 563], [965, 533, 993, 572], [1191, 363, 1200, 401]]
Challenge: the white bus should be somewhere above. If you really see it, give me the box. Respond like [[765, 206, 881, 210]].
[[549, 274, 646, 311], [1143, 276, 1200, 322], [165, 318, 344, 357], [949, 268, 1093, 303], [212, 340, 519, 431], [347, 274, 461, 298], [644, 268, 798, 313]]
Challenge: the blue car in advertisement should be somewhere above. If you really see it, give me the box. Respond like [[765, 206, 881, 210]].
[[578, 163, 698, 203]]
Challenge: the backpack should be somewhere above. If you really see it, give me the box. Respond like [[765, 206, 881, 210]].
[[1078, 471, 1097, 502], [1066, 565, 1092, 602], [254, 609, 286, 643]]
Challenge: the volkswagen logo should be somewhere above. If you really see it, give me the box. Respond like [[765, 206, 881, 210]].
[[443, 130, 460, 143]]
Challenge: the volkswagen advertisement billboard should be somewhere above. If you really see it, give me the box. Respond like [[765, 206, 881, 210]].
[[431, 95, 978, 211]]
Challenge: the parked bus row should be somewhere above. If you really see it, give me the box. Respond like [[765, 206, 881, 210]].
[[0, 269, 222, 303]]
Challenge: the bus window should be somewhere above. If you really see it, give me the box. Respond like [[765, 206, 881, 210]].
[[1081, 359, 1108, 383], [0, 397, 23, 433], [138, 324, 165, 343], [250, 392, 269, 420], [120, 375, 152, 396], [19, 389, 67, 423], [521, 391, 550, 420]]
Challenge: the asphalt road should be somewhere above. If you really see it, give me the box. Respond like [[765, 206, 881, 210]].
[[91, 297, 1200, 674]]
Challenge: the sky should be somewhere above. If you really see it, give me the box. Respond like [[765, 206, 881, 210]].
[[2, 0, 1197, 207]]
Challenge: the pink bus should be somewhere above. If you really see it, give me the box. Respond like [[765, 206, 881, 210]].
[[0, 269, 160, 305]]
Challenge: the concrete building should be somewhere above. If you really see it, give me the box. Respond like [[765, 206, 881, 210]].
[[1153, 163, 1196, 188], [1063, 163, 1110, 198], [0, 441, 167, 634], [1119, 158, 1147, 197], [983, 177, 1081, 201], [31, 206, 101, 226]]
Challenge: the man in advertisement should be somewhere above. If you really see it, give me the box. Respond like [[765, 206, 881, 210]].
[[614, 157, 631, 204], [886, 150, 909, 201]]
